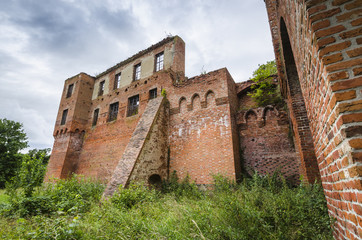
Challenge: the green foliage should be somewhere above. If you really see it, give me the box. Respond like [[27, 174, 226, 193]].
[[248, 60, 284, 107], [161, 171, 203, 199], [2, 175, 104, 217], [111, 182, 157, 209], [0, 119, 28, 188], [161, 88, 167, 98], [0, 173, 333, 239], [10, 148, 50, 198]]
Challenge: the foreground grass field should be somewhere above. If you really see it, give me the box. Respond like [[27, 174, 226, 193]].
[[0, 174, 333, 240]]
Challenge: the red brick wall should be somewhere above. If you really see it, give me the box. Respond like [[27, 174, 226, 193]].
[[237, 106, 300, 183], [265, 0, 362, 238], [168, 69, 241, 184]]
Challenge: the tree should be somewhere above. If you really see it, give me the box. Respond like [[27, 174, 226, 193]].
[[16, 149, 50, 197], [0, 118, 28, 188], [248, 60, 283, 107]]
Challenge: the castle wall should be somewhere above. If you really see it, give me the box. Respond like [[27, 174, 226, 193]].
[[75, 72, 173, 182], [265, 0, 362, 238], [238, 107, 300, 183], [168, 69, 241, 184], [103, 97, 168, 197]]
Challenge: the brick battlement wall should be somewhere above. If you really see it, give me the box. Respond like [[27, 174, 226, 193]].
[[265, 0, 362, 238]]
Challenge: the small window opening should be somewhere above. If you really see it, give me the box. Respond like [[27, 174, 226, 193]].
[[114, 73, 121, 90], [98, 80, 105, 96], [149, 88, 157, 100], [92, 108, 99, 126], [155, 52, 164, 72], [61, 109, 68, 125], [148, 174, 162, 187], [134, 63, 141, 81], [66, 84, 74, 98], [108, 102, 119, 122], [127, 95, 139, 116]]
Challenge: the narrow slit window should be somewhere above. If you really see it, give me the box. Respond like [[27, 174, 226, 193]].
[[66, 84, 74, 98], [114, 73, 121, 90], [92, 108, 99, 126], [134, 63, 141, 81], [61, 109, 68, 125], [149, 88, 157, 100], [155, 52, 164, 72], [108, 102, 119, 122], [98, 80, 105, 96], [127, 95, 139, 116]]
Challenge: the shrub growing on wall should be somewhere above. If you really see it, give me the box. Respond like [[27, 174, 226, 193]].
[[248, 60, 283, 107]]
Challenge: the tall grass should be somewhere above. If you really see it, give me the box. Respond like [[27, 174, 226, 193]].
[[0, 174, 333, 239]]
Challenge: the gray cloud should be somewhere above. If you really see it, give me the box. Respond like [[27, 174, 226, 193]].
[[0, 0, 275, 150]]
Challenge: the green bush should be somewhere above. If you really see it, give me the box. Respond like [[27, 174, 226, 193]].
[[1, 175, 104, 217], [111, 182, 157, 209], [0, 173, 333, 239]]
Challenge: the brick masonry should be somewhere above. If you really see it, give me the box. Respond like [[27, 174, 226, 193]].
[[47, 35, 306, 218], [265, 0, 362, 238]]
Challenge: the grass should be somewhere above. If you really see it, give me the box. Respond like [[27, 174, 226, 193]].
[[0, 189, 9, 204], [0, 174, 334, 240]]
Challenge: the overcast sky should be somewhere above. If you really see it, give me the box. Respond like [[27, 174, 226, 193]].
[[0, 0, 275, 151]]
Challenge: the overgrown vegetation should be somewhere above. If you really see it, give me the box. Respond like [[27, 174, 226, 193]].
[[0, 173, 333, 239], [248, 60, 284, 107], [0, 118, 50, 189]]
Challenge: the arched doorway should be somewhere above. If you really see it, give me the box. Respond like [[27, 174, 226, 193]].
[[279, 17, 320, 183]]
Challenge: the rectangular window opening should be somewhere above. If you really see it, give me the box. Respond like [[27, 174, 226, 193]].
[[134, 63, 141, 81], [127, 95, 139, 117], [155, 52, 164, 72], [98, 80, 105, 96], [108, 102, 119, 122], [66, 84, 74, 98], [149, 88, 157, 100], [114, 73, 121, 90], [61, 109, 68, 125], [92, 108, 99, 126]]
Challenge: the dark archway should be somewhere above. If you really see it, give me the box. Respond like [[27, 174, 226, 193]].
[[148, 174, 162, 188], [280, 17, 320, 183]]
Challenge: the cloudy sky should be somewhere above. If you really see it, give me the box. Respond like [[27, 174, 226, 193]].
[[0, 0, 275, 151]]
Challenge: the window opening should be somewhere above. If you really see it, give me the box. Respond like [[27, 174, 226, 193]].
[[114, 73, 121, 90], [108, 102, 119, 122], [61, 109, 68, 125], [127, 95, 139, 116], [66, 84, 74, 98], [98, 80, 105, 96], [149, 88, 157, 100], [134, 63, 141, 81], [155, 52, 164, 72], [92, 108, 99, 126]]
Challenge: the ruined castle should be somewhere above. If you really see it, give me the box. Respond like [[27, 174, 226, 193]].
[[46, 0, 361, 239], [45, 36, 299, 194]]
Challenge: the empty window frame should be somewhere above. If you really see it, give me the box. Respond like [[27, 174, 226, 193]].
[[155, 52, 164, 72], [114, 73, 121, 90], [108, 102, 119, 122], [66, 84, 74, 98], [127, 95, 139, 116], [149, 88, 157, 100], [98, 80, 105, 96], [134, 63, 141, 81], [92, 108, 99, 126], [61, 109, 68, 125]]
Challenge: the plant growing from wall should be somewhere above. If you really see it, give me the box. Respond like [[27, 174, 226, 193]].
[[248, 60, 283, 107]]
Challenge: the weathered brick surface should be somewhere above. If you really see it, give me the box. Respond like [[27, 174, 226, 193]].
[[237, 105, 300, 183], [265, 0, 362, 238], [103, 97, 168, 197], [46, 35, 309, 220]]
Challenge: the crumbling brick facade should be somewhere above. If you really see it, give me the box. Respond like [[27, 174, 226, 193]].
[[46, 36, 300, 198], [265, 0, 362, 238]]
